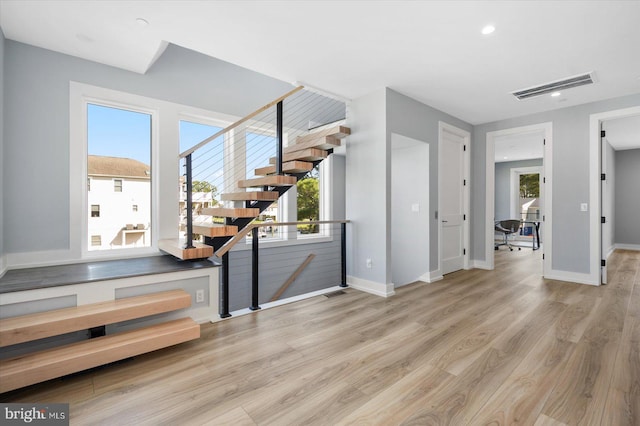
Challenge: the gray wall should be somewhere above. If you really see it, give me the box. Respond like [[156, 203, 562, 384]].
[[346, 88, 389, 285], [0, 29, 5, 269], [615, 148, 640, 245], [472, 93, 640, 274], [3, 41, 294, 254], [391, 136, 429, 286], [228, 238, 342, 311], [494, 158, 543, 221], [387, 89, 472, 273]]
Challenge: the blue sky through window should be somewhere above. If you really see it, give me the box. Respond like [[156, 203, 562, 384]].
[[180, 121, 224, 194], [87, 104, 151, 164]]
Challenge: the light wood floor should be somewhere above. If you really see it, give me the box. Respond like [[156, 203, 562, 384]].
[[2, 249, 638, 425]]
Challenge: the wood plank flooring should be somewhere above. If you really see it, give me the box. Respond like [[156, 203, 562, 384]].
[[2, 249, 639, 425]]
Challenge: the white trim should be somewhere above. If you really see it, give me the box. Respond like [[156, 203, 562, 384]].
[[438, 122, 471, 274], [545, 269, 598, 286], [589, 106, 640, 285], [226, 285, 344, 319], [471, 260, 492, 270], [615, 243, 640, 251], [0, 254, 6, 278], [509, 165, 543, 220], [486, 122, 552, 276], [420, 270, 443, 283], [347, 275, 395, 297]]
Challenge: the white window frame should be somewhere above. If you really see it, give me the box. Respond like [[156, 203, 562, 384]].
[[70, 83, 160, 260]]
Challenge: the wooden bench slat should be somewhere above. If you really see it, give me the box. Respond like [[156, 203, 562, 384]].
[[0, 317, 200, 393], [0, 290, 192, 347]]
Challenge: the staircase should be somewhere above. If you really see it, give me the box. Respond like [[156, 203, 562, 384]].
[[159, 89, 350, 260]]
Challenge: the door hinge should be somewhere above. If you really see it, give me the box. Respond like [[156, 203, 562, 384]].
[[542, 254, 545, 260], [543, 215, 545, 222], [543, 139, 546, 145], [601, 173, 606, 181], [463, 145, 466, 151], [601, 130, 606, 138], [463, 179, 467, 186], [463, 248, 466, 255], [543, 177, 546, 184], [601, 259, 606, 267], [463, 214, 466, 220], [601, 216, 606, 224]]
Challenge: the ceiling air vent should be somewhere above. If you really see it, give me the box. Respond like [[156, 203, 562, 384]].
[[511, 72, 595, 100]]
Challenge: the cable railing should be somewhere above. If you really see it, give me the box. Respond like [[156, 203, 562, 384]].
[[177, 85, 346, 250]]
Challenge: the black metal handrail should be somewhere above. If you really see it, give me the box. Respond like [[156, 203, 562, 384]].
[[218, 220, 350, 318]]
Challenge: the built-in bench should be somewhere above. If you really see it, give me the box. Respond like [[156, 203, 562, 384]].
[[0, 289, 200, 393]]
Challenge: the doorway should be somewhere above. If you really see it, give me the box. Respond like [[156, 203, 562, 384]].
[[591, 107, 640, 284], [485, 122, 552, 274]]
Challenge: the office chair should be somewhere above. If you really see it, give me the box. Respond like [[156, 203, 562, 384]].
[[495, 219, 522, 251]]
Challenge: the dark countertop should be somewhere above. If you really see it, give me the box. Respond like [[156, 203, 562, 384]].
[[0, 255, 218, 294]]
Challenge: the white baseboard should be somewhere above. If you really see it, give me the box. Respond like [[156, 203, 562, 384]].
[[224, 286, 344, 321], [471, 260, 492, 270], [615, 243, 640, 252], [545, 269, 598, 286], [0, 254, 6, 279], [419, 269, 443, 283], [347, 275, 395, 297]]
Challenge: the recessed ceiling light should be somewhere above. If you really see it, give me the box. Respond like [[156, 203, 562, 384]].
[[503, 156, 508, 160], [481, 25, 495, 35], [551, 91, 561, 97], [135, 18, 149, 26]]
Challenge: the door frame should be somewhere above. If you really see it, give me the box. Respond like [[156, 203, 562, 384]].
[[589, 106, 640, 285], [438, 121, 470, 277], [485, 122, 552, 274], [510, 166, 543, 221]]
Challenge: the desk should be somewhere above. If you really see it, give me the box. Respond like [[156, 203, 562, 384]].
[[521, 220, 541, 250]]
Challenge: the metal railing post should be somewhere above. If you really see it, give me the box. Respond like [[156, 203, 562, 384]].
[[220, 252, 231, 318], [184, 154, 194, 249], [276, 100, 284, 175], [341, 222, 347, 287], [250, 227, 261, 310]]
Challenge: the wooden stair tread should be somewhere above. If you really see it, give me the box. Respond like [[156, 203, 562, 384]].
[[221, 191, 280, 201], [295, 125, 350, 145], [200, 207, 260, 217], [269, 148, 328, 164], [238, 175, 297, 188], [255, 161, 314, 176], [284, 136, 341, 154], [158, 239, 213, 260], [0, 318, 200, 393], [0, 290, 192, 347], [192, 223, 238, 237]]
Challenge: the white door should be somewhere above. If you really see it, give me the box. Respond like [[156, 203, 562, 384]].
[[441, 129, 466, 274]]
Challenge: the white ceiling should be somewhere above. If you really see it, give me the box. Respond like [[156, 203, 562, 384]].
[[1, 1, 640, 125], [494, 132, 544, 163], [604, 115, 640, 150]]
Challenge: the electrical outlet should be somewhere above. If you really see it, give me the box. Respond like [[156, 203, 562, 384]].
[[366, 258, 372, 269], [196, 289, 205, 303]]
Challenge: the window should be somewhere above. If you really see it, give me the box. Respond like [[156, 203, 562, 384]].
[[297, 165, 320, 235], [91, 235, 102, 246], [87, 103, 151, 251], [179, 120, 225, 237], [132, 204, 138, 212]]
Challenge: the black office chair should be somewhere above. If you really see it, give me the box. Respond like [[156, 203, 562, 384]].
[[495, 219, 522, 251]]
